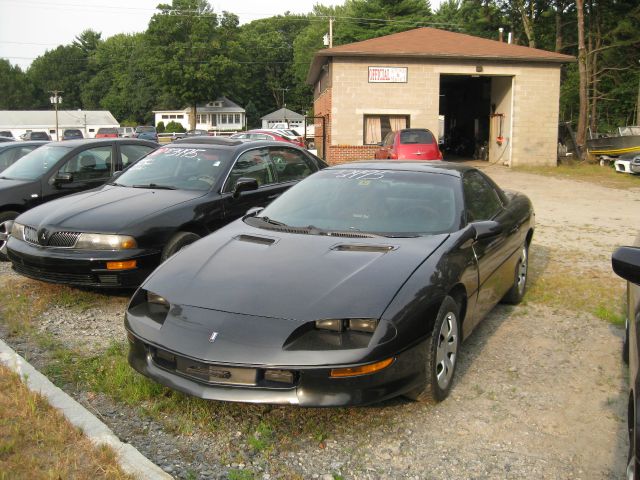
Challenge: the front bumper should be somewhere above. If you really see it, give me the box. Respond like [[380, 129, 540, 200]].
[[126, 330, 426, 407], [7, 237, 160, 288]]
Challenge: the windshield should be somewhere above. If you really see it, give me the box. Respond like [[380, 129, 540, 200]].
[[136, 126, 156, 133], [115, 146, 233, 191], [256, 169, 463, 236], [0, 144, 70, 180]]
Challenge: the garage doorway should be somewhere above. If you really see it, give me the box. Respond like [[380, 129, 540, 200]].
[[439, 74, 513, 164]]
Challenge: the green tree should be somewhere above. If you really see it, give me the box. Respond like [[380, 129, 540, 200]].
[[0, 60, 37, 109], [146, 0, 239, 129]]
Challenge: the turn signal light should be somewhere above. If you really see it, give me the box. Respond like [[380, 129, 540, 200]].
[[106, 260, 137, 270], [330, 357, 394, 378]]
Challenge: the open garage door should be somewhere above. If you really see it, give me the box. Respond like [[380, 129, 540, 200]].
[[439, 74, 513, 164]]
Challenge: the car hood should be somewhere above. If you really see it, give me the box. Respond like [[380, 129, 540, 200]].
[[143, 221, 449, 322], [17, 185, 205, 232]]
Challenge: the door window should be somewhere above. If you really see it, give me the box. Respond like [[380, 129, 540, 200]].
[[224, 149, 275, 192], [58, 146, 113, 181], [269, 147, 315, 183], [463, 170, 503, 222]]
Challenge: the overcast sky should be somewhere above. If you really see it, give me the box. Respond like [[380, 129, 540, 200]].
[[0, 0, 347, 70]]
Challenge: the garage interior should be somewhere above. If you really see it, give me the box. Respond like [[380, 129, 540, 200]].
[[439, 74, 513, 163]]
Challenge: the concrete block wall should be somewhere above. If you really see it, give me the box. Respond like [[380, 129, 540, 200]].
[[314, 57, 562, 167]]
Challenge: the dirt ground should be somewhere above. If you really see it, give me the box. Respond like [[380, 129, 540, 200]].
[[1, 164, 639, 479]]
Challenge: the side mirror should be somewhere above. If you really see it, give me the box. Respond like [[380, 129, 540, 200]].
[[233, 177, 259, 198], [54, 172, 73, 184], [472, 220, 503, 240], [612, 246, 640, 285]]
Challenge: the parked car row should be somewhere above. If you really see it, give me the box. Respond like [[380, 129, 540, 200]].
[[0, 132, 535, 409]]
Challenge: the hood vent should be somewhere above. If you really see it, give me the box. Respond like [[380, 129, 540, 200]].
[[331, 244, 396, 253], [327, 231, 376, 239], [234, 234, 276, 246]]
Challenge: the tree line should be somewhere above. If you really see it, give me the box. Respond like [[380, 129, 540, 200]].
[[1, 0, 638, 148]]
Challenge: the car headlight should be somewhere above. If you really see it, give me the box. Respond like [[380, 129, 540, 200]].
[[75, 233, 137, 250], [10, 222, 25, 241], [144, 290, 170, 325], [314, 318, 378, 333]]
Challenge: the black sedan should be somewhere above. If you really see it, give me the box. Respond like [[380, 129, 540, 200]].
[[125, 161, 535, 406], [6, 138, 326, 288], [612, 237, 640, 478], [0, 138, 157, 260]]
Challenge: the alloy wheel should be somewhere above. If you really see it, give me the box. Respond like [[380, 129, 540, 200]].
[[435, 312, 458, 390]]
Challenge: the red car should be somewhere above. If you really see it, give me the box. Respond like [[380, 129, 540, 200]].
[[230, 129, 300, 146], [95, 127, 119, 138], [374, 128, 442, 160]]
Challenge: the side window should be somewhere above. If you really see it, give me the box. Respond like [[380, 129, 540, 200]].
[[383, 132, 395, 147], [270, 147, 315, 183], [224, 149, 275, 192], [58, 146, 113, 181], [120, 144, 154, 169], [463, 170, 503, 222], [0, 147, 19, 170]]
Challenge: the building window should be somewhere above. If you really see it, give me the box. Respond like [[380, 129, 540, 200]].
[[162, 115, 169, 119], [196, 115, 201, 123], [234, 114, 240, 124], [221, 114, 228, 124], [176, 115, 183, 119], [363, 115, 409, 145]]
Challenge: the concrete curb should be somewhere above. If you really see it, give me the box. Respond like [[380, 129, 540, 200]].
[[0, 338, 172, 480]]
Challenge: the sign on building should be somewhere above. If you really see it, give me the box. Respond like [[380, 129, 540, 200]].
[[368, 66, 408, 83]]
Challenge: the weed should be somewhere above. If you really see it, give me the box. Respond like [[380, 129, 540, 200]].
[[513, 164, 640, 190], [248, 421, 275, 453], [227, 469, 255, 480]]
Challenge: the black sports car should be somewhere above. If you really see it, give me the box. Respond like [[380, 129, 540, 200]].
[[6, 138, 326, 288], [612, 236, 640, 478], [125, 161, 535, 406]]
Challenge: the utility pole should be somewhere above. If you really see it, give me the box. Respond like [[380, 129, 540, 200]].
[[329, 17, 334, 48], [278, 87, 289, 110], [49, 90, 63, 141]]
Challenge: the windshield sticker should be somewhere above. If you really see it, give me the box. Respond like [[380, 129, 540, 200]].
[[213, 161, 221, 167], [155, 147, 207, 158], [358, 180, 371, 186], [334, 169, 386, 180]]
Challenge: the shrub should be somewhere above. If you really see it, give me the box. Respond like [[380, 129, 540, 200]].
[[165, 121, 186, 134], [156, 121, 165, 133]]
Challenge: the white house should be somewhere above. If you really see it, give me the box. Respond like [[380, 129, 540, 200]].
[[154, 96, 246, 133], [261, 108, 306, 133], [0, 110, 119, 139]]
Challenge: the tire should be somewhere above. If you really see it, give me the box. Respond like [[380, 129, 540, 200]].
[[160, 232, 200, 262], [0, 211, 19, 262], [502, 243, 529, 305], [624, 318, 630, 365], [628, 399, 637, 480], [405, 296, 461, 403]]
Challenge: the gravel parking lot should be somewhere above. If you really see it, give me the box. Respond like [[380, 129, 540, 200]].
[[1, 164, 638, 479]]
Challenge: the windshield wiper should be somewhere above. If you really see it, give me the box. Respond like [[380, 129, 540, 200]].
[[131, 183, 177, 190], [259, 216, 288, 227]]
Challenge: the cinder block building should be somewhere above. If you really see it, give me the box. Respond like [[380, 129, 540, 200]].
[[306, 27, 574, 166]]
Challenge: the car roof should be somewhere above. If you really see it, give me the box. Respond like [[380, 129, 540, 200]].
[[328, 160, 474, 177], [56, 138, 158, 148], [0, 140, 49, 149], [168, 137, 304, 151]]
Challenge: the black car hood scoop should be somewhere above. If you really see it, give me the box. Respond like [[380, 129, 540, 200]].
[[144, 222, 449, 322]]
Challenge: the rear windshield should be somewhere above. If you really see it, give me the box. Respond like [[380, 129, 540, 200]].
[[136, 126, 156, 133], [97, 128, 117, 134], [400, 130, 434, 145]]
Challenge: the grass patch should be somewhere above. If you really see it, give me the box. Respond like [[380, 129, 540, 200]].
[[0, 364, 134, 480], [513, 163, 640, 190], [526, 244, 627, 324]]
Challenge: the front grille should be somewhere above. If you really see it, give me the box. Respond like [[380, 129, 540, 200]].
[[12, 262, 96, 285], [24, 226, 38, 245], [23, 226, 81, 248], [48, 231, 81, 247], [151, 347, 258, 386]]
